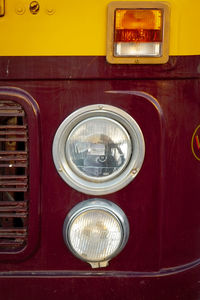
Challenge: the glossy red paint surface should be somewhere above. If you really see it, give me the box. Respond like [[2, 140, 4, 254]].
[[0, 56, 200, 299], [0, 55, 199, 80]]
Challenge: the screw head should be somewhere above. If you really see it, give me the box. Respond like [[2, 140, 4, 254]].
[[131, 169, 138, 175], [29, 1, 40, 14]]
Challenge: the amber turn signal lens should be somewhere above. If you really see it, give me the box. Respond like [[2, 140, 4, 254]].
[[107, 2, 170, 64], [115, 9, 162, 43]]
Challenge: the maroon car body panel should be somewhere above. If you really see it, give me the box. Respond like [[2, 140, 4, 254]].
[[0, 55, 200, 299]]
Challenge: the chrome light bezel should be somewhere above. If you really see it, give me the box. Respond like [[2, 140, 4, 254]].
[[52, 104, 145, 195], [63, 199, 130, 268]]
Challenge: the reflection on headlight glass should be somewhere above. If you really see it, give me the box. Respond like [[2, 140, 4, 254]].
[[66, 117, 132, 178]]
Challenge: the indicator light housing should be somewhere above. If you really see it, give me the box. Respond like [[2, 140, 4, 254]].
[[107, 1, 170, 64]]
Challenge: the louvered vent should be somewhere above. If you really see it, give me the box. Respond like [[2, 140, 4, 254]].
[[0, 100, 28, 252]]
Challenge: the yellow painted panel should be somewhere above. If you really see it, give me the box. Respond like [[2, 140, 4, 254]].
[[0, 0, 199, 56]]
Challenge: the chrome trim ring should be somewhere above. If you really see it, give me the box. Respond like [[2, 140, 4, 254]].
[[52, 104, 145, 195], [63, 199, 130, 267]]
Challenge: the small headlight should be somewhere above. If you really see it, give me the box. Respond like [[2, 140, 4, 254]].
[[53, 104, 145, 195], [63, 199, 129, 268]]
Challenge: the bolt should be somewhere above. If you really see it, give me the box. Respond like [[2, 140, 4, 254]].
[[131, 169, 137, 175], [29, 1, 40, 14], [46, 7, 55, 15]]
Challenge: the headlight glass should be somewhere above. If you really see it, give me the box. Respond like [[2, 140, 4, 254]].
[[66, 116, 131, 181], [69, 209, 121, 262]]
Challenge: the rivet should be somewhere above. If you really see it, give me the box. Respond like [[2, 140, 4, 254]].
[[46, 7, 55, 15], [15, 5, 26, 15]]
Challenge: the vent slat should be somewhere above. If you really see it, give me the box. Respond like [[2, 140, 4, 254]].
[[0, 212, 28, 218], [0, 180, 27, 185], [0, 105, 22, 110], [0, 240, 26, 247], [0, 107, 22, 111], [0, 151, 27, 154], [0, 234, 26, 239], [0, 156, 27, 161], [0, 188, 27, 192], [0, 228, 27, 233], [0, 153, 27, 158], [0, 126, 27, 130], [0, 112, 25, 117], [0, 201, 27, 206], [0, 228, 27, 238], [0, 175, 27, 179], [0, 138, 27, 142], [0, 201, 28, 215], [0, 163, 27, 167], [0, 130, 27, 135], [0, 206, 27, 212]]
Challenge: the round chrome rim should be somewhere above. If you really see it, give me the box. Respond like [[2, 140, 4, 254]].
[[63, 199, 130, 264], [52, 104, 145, 195]]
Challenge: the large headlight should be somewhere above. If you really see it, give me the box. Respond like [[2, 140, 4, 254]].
[[66, 116, 131, 181], [53, 104, 145, 195], [63, 199, 129, 268]]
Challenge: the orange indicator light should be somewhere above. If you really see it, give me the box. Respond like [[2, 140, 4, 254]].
[[115, 9, 162, 43], [107, 2, 170, 64]]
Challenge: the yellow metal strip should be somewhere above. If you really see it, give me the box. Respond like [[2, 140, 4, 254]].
[[0, 0, 199, 56]]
